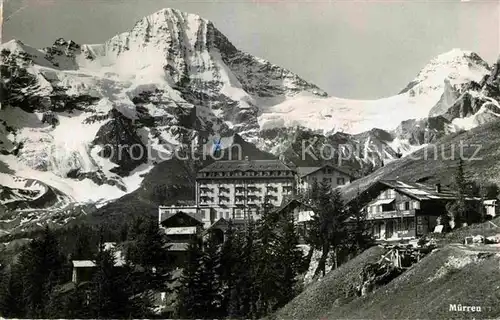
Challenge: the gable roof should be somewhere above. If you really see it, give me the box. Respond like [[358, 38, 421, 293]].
[[272, 198, 313, 214], [296, 164, 352, 178], [198, 159, 294, 173], [379, 180, 479, 201], [160, 210, 204, 225]]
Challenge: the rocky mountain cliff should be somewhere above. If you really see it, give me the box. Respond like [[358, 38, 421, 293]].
[[1, 8, 499, 234]]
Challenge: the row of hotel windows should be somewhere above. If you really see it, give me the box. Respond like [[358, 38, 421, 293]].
[[201, 209, 261, 220], [199, 171, 294, 178], [200, 194, 283, 203], [199, 185, 293, 193]]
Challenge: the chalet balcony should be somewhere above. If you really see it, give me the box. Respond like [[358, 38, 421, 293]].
[[366, 209, 416, 221]]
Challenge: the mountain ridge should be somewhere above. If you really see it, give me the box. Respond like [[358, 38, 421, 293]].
[[1, 7, 499, 236]]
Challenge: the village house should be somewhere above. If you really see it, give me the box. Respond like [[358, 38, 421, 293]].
[[158, 210, 205, 266], [71, 242, 126, 283], [484, 199, 498, 218], [296, 164, 353, 194], [271, 198, 316, 241], [359, 180, 481, 241]]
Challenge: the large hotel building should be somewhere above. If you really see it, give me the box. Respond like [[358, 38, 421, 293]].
[[158, 158, 353, 228], [195, 158, 296, 221]]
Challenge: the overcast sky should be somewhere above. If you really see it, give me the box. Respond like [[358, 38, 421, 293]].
[[2, 0, 499, 99]]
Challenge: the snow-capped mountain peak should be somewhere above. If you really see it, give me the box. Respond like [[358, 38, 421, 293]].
[[401, 48, 490, 95], [1, 8, 498, 224]]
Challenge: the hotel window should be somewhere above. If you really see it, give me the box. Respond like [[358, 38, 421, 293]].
[[337, 178, 345, 185], [404, 201, 410, 210]]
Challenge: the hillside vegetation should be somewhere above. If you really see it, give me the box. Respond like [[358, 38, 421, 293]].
[[275, 217, 500, 320]]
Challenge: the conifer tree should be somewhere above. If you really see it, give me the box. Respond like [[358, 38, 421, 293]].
[[238, 219, 259, 318], [449, 158, 469, 226], [218, 220, 239, 317], [126, 216, 173, 297], [176, 236, 204, 319], [88, 239, 130, 318], [199, 234, 223, 318], [346, 189, 373, 256], [73, 225, 95, 260], [274, 213, 305, 309], [17, 226, 65, 318], [0, 265, 24, 318], [254, 209, 280, 317], [309, 184, 348, 276], [44, 283, 88, 318]]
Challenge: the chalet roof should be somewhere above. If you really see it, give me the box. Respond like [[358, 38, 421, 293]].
[[72, 260, 96, 268], [296, 164, 353, 178], [370, 198, 395, 206], [198, 159, 293, 173], [206, 218, 229, 230], [160, 210, 204, 225], [272, 198, 313, 214], [167, 243, 190, 251], [379, 180, 479, 201]]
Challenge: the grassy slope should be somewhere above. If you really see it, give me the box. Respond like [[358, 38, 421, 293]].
[[342, 120, 500, 202], [275, 217, 500, 320], [273, 246, 387, 320], [328, 245, 500, 320]]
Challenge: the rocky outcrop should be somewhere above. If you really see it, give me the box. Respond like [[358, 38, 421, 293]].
[[394, 116, 451, 145], [93, 109, 148, 176]]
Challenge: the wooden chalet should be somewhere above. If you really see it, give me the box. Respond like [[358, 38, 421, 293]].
[[355, 180, 481, 241]]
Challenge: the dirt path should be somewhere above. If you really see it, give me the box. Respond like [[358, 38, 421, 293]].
[[449, 243, 500, 253]]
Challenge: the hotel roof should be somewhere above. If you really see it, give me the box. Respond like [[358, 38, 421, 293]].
[[379, 180, 480, 201], [198, 159, 294, 173], [296, 164, 353, 178]]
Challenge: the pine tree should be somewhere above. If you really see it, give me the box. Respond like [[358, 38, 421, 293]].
[[254, 209, 280, 317], [176, 236, 204, 319], [88, 240, 130, 318], [73, 225, 95, 260], [125, 216, 174, 315], [346, 189, 373, 256], [44, 283, 87, 318], [453, 158, 468, 226], [309, 185, 348, 277], [238, 219, 259, 318], [17, 226, 65, 318], [218, 220, 239, 317], [274, 213, 305, 309], [0, 265, 24, 318], [199, 234, 223, 318]]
